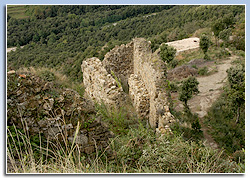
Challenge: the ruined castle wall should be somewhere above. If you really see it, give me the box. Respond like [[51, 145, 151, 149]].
[[102, 42, 134, 92], [81, 57, 126, 108], [128, 74, 150, 119], [132, 38, 175, 129], [81, 38, 175, 132]]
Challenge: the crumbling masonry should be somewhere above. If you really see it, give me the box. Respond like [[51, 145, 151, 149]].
[[81, 38, 175, 132]]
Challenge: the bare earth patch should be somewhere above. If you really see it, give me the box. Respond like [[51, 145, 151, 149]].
[[172, 54, 238, 149], [7, 46, 24, 53]]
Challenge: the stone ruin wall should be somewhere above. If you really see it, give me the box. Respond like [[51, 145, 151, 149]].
[[128, 74, 150, 119], [81, 57, 126, 108], [102, 42, 134, 92], [7, 73, 114, 157], [132, 38, 175, 130], [82, 38, 175, 132]]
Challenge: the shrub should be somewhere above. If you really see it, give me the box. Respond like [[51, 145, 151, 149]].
[[204, 64, 245, 154], [191, 117, 203, 141], [138, 134, 243, 173], [226, 64, 245, 123], [39, 69, 56, 82], [160, 44, 176, 64], [169, 59, 178, 68], [198, 66, 208, 75], [179, 76, 199, 108], [199, 34, 211, 59], [219, 28, 232, 44], [96, 103, 139, 135]]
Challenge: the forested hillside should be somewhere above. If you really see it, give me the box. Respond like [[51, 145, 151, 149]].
[[7, 5, 244, 82], [7, 5, 245, 173]]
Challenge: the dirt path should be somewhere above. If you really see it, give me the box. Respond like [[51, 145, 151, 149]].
[[187, 55, 237, 149], [188, 57, 234, 117]]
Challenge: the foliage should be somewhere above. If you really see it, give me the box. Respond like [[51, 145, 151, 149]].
[[160, 44, 176, 64], [191, 117, 203, 141], [179, 76, 199, 107], [211, 14, 235, 38], [204, 63, 245, 154], [226, 64, 245, 123], [198, 66, 209, 76], [219, 28, 232, 44], [7, 125, 47, 164], [39, 69, 56, 82], [7, 122, 244, 173], [211, 13, 238, 47], [231, 22, 245, 51], [6, 5, 245, 173], [96, 103, 139, 136], [199, 34, 211, 59], [111, 70, 122, 88], [7, 5, 244, 81], [211, 19, 226, 38], [169, 59, 179, 68], [204, 91, 245, 154], [137, 134, 244, 173]]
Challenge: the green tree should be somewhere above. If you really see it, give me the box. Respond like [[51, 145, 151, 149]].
[[191, 117, 203, 141], [211, 14, 235, 47], [47, 33, 57, 45], [226, 64, 245, 124], [160, 44, 176, 64], [199, 34, 211, 59], [219, 28, 232, 45], [179, 76, 199, 109], [211, 19, 224, 46]]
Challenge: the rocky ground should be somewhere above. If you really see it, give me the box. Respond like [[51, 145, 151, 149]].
[[7, 71, 115, 172]]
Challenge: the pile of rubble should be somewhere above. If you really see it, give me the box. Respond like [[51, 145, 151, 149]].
[[7, 71, 114, 156]]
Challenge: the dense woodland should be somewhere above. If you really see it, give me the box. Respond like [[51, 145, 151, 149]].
[[7, 5, 244, 82], [7, 5, 245, 173]]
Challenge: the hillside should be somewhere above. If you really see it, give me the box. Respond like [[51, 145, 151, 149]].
[[7, 5, 244, 81], [7, 5, 245, 173]]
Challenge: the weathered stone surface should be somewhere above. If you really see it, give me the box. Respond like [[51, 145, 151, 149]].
[[133, 38, 175, 130], [103, 42, 134, 92], [166, 37, 200, 55], [81, 57, 127, 108], [82, 38, 176, 132], [128, 74, 149, 119], [7, 73, 115, 157]]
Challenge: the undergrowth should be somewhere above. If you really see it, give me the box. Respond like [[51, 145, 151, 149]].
[[7, 115, 244, 173]]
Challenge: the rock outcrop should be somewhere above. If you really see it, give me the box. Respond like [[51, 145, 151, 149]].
[[7, 72, 114, 156]]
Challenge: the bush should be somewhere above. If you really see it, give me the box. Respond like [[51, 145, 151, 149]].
[[179, 76, 199, 108], [205, 64, 245, 154], [96, 103, 139, 135], [39, 69, 56, 82], [200, 34, 211, 59], [160, 44, 176, 64], [198, 66, 208, 75], [169, 59, 178, 68], [138, 134, 243, 173]]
